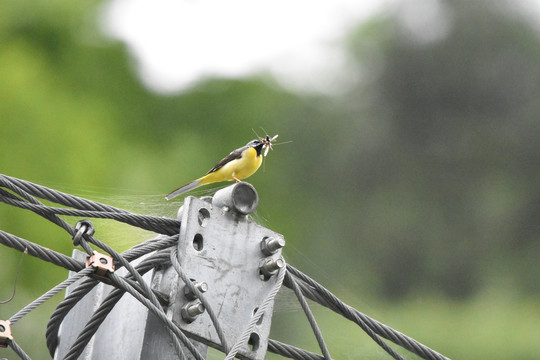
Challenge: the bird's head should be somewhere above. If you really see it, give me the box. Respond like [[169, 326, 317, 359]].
[[246, 139, 265, 156], [247, 139, 263, 147], [246, 134, 278, 157]]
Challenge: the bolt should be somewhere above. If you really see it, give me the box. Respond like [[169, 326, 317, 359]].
[[185, 302, 205, 317], [261, 258, 284, 273], [181, 301, 205, 323], [184, 281, 209, 300], [260, 236, 286, 255], [259, 257, 285, 280]]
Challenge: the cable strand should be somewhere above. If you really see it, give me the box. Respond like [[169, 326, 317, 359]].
[[0, 174, 450, 360], [285, 271, 332, 359]]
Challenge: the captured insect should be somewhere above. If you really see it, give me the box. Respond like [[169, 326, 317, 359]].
[[261, 134, 279, 157]]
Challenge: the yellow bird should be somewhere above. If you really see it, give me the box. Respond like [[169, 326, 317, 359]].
[[165, 135, 278, 200]]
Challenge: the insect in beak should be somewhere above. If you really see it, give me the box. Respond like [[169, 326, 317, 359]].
[[262, 134, 279, 157]]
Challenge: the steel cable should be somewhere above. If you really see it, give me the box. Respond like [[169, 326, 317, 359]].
[[0, 230, 83, 272], [101, 272, 204, 360], [0, 174, 449, 360], [285, 271, 332, 359], [267, 339, 326, 360], [287, 265, 449, 360], [45, 236, 178, 356], [9, 267, 94, 325], [61, 251, 188, 360], [8, 339, 32, 360], [0, 175, 129, 213], [0, 196, 179, 235]]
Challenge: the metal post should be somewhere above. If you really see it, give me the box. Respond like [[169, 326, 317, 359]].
[[54, 183, 284, 360], [173, 182, 285, 358]]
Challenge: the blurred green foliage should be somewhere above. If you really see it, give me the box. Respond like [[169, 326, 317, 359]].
[[1, 0, 539, 358]]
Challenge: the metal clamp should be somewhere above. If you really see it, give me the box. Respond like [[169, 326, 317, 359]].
[[0, 320, 13, 348], [86, 250, 115, 276]]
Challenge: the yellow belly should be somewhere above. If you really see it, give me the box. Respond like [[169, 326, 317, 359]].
[[200, 147, 262, 185]]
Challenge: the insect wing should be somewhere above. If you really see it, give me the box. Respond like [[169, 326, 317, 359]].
[[261, 134, 278, 157]]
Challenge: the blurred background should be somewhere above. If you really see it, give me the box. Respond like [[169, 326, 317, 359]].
[[1, 0, 539, 358]]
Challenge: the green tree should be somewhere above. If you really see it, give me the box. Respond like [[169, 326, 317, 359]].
[[337, 0, 540, 298]]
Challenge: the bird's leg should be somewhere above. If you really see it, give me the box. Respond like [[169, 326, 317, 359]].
[[232, 173, 241, 183]]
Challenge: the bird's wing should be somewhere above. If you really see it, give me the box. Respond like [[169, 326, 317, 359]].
[[206, 146, 247, 174]]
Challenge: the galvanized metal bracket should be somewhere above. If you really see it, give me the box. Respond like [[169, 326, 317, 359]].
[[173, 182, 285, 359], [85, 250, 115, 277], [0, 320, 13, 348]]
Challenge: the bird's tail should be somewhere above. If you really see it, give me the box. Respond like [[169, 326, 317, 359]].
[[165, 178, 203, 200]]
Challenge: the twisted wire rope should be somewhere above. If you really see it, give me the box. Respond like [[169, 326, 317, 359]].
[[45, 235, 178, 356], [45, 277, 100, 357], [101, 272, 204, 360], [0, 230, 83, 272], [0, 175, 128, 213], [9, 267, 95, 325], [0, 174, 449, 360], [0, 182, 74, 235], [61, 250, 187, 360], [0, 196, 179, 236], [267, 339, 326, 360], [8, 339, 32, 360], [285, 271, 332, 360], [287, 265, 449, 360], [80, 233, 162, 309]]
